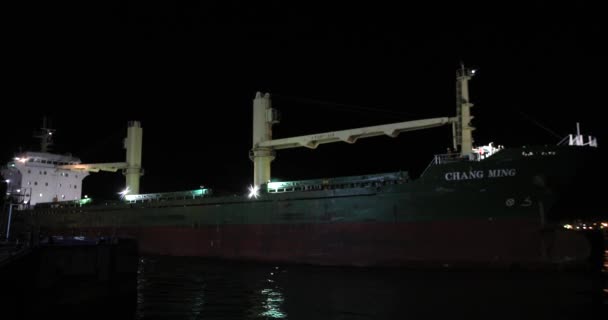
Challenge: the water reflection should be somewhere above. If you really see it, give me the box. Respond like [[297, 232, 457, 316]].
[[135, 256, 607, 319], [257, 287, 287, 318], [251, 267, 287, 319]]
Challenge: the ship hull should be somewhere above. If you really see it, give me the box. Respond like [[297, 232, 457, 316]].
[[37, 218, 589, 269], [10, 146, 601, 269]]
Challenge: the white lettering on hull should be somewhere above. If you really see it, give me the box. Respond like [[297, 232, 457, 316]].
[[445, 169, 516, 181]]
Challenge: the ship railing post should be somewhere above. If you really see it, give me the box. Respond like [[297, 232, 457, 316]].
[[539, 201, 546, 228], [5, 203, 15, 240]]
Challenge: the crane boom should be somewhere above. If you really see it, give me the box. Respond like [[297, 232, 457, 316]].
[[259, 117, 455, 150], [58, 162, 128, 173]]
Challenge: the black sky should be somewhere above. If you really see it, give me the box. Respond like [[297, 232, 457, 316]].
[[2, 1, 605, 199]]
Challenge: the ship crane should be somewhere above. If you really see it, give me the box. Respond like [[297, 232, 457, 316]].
[[250, 65, 476, 187], [58, 121, 143, 194], [250, 93, 455, 186]]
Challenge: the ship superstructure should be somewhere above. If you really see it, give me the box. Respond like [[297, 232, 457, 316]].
[[2, 152, 88, 206], [2, 120, 144, 207], [2, 121, 88, 206]]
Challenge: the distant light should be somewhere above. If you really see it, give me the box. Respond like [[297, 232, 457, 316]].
[[471, 69, 477, 75], [84, 195, 88, 198], [248, 185, 260, 199], [16, 189, 20, 193], [5, 179, 9, 183], [39, 193, 43, 197], [23, 200, 28, 204], [602, 222, 607, 227], [563, 224, 573, 229]]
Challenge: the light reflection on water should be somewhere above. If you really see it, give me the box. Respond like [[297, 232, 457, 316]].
[[255, 267, 287, 319], [134, 255, 607, 320], [257, 287, 286, 319]]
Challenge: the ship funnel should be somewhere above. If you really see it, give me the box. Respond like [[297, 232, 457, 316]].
[[124, 121, 143, 194]]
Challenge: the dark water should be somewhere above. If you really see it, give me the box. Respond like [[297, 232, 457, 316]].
[[134, 255, 607, 320]]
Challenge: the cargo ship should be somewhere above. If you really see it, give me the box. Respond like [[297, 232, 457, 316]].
[[2, 66, 603, 269]]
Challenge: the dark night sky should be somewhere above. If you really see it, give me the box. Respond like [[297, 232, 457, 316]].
[[2, 1, 605, 199]]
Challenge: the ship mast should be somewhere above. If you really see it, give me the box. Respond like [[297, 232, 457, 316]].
[[453, 64, 476, 156], [250, 93, 277, 188], [34, 117, 55, 153]]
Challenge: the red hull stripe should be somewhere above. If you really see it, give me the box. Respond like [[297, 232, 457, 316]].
[[50, 219, 590, 268]]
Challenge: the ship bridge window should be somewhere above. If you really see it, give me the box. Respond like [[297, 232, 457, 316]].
[[34, 181, 38, 186], [44, 171, 47, 175], [27, 169, 31, 174], [45, 182, 48, 186], [74, 185, 77, 189]]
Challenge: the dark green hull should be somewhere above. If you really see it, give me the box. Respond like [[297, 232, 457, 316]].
[[10, 146, 601, 268]]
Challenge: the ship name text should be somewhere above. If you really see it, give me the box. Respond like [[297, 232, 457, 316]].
[[444, 168, 516, 181]]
